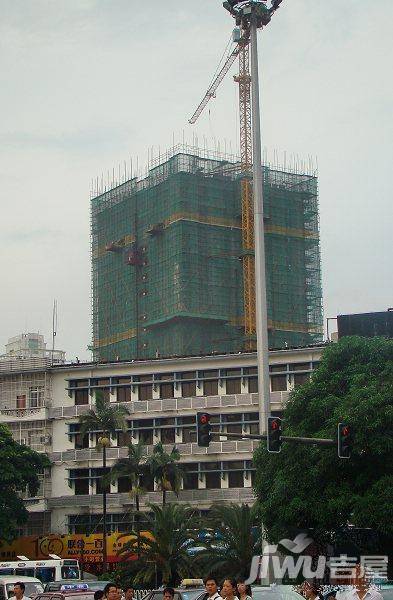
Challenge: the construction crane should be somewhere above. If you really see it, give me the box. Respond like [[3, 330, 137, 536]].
[[189, 0, 283, 350]]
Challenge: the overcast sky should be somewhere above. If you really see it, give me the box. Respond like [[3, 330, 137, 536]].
[[0, 0, 392, 360]]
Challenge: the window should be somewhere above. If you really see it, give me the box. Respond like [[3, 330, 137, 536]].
[[203, 462, 221, 489], [158, 373, 174, 399], [271, 374, 287, 391], [97, 388, 110, 402], [293, 373, 310, 387], [181, 416, 195, 443], [248, 377, 258, 393], [270, 364, 287, 373], [74, 478, 89, 496], [117, 386, 131, 403], [291, 362, 310, 371], [226, 377, 241, 395], [29, 387, 43, 408], [223, 413, 242, 434], [71, 469, 89, 494], [73, 379, 89, 387], [68, 513, 135, 534], [137, 375, 153, 401], [136, 419, 153, 445], [245, 412, 259, 435], [226, 461, 244, 488], [16, 394, 26, 409], [181, 371, 196, 397], [225, 369, 241, 394], [182, 464, 199, 490], [118, 430, 131, 446], [95, 468, 110, 494], [202, 370, 219, 396], [75, 389, 88, 405], [118, 477, 131, 493], [75, 432, 89, 450], [159, 418, 176, 444]]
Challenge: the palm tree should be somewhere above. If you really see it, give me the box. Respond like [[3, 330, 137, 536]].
[[108, 439, 147, 557], [196, 503, 261, 579], [78, 391, 129, 572], [119, 503, 201, 585], [146, 442, 183, 506]]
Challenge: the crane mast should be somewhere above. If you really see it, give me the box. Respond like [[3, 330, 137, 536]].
[[188, 28, 257, 348], [234, 28, 257, 349]]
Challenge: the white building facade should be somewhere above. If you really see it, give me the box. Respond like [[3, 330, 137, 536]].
[[0, 344, 325, 537]]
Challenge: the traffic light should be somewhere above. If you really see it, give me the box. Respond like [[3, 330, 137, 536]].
[[197, 412, 212, 447], [267, 416, 282, 453], [338, 422, 352, 459]]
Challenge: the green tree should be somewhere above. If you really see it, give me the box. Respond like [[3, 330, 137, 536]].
[[78, 391, 129, 572], [196, 503, 261, 579], [109, 439, 147, 512], [109, 439, 147, 557], [0, 424, 49, 542], [146, 442, 182, 506], [253, 336, 393, 548], [119, 503, 200, 585]]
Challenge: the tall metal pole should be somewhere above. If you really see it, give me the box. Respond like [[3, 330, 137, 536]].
[[250, 11, 271, 434], [102, 443, 108, 573]]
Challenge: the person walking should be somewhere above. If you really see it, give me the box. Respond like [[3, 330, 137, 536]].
[[163, 589, 175, 600], [221, 579, 238, 600], [10, 582, 31, 600], [237, 579, 252, 600], [205, 576, 223, 600]]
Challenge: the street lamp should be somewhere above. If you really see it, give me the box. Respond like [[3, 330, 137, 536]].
[[98, 435, 110, 573], [222, 0, 283, 434]]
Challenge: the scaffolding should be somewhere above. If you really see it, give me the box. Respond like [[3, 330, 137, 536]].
[[91, 146, 323, 361]]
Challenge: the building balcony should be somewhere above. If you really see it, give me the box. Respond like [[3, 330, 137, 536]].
[[48, 391, 288, 420], [48, 486, 255, 509], [49, 438, 258, 464], [0, 404, 49, 422]]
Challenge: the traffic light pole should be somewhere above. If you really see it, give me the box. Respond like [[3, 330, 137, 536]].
[[210, 431, 335, 446]]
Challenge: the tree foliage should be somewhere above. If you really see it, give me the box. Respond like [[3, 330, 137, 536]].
[[146, 442, 183, 506], [119, 503, 201, 585], [196, 503, 261, 579], [0, 424, 50, 542], [78, 391, 129, 440], [254, 336, 393, 546], [109, 439, 147, 510]]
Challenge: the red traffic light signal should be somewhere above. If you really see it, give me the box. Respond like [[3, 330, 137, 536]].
[[338, 422, 352, 459], [197, 412, 212, 447], [267, 416, 282, 453]]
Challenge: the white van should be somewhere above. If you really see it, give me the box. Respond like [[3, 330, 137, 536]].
[[0, 576, 44, 600]]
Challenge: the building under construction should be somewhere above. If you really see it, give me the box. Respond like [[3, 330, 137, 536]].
[[91, 146, 323, 361]]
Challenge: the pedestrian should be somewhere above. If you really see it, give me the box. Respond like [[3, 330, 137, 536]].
[[221, 579, 238, 600], [237, 579, 252, 600], [336, 566, 383, 600], [163, 588, 175, 600], [10, 582, 31, 600], [123, 588, 134, 600], [302, 581, 322, 600], [94, 592, 104, 600], [104, 584, 120, 600], [205, 576, 223, 600]]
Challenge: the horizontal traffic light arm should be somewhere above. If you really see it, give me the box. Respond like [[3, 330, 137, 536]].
[[210, 431, 335, 446]]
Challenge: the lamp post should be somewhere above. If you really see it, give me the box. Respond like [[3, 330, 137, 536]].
[[98, 435, 110, 573]]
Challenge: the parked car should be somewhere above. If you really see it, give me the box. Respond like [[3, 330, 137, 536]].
[[44, 583, 109, 593], [33, 587, 95, 600], [142, 580, 206, 600]]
